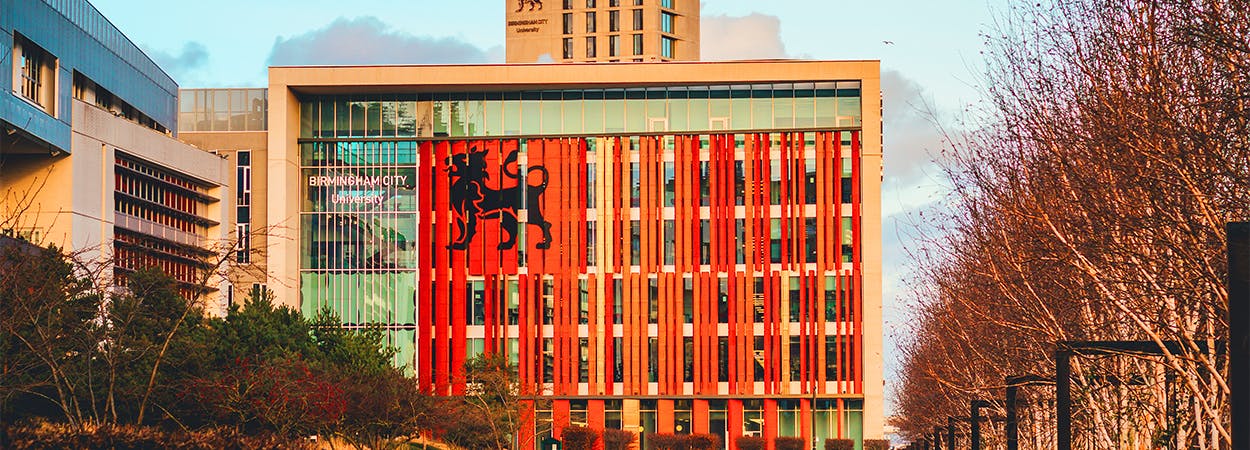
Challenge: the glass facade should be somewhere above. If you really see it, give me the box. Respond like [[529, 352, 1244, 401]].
[[179, 88, 269, 132], [297, 82, 862, 139], [295, 79, 868, 448]]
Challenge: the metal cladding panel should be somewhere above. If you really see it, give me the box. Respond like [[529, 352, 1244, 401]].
[[404, 131, 863, 396], [2, 0, 178, 150]]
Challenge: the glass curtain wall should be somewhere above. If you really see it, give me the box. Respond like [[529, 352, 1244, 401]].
[[298, 82, 861, 139]]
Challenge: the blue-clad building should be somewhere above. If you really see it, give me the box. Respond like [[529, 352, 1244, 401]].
[[2, 0, 177, 153], [1, 0, 234, 311]]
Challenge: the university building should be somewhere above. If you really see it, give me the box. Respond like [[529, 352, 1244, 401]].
[[506, 0, 699, 63], [1, 0, 233, 304], [239, 61, 884, 448], [6, 0, 884, 447]]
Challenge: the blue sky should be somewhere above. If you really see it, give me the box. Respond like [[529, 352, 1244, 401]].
[[91, 0, 999, 417]]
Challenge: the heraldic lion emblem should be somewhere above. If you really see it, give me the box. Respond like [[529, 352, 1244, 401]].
[[516, 0, 543, 12], [445, 146, 552, 251]]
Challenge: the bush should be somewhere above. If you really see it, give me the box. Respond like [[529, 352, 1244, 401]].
[[736, 435, 767, 450], [826, 438, 855, 450], [864, 439, 890, 450], [6, 421, 313, 450], [649, 433, 682, 450], [687, 433, 721, 450], [603, 428, 636, 450], [563, 425, 599, 450], [776, 436, 805, 450]]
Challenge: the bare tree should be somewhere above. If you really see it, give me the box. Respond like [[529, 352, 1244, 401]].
[[895, 0, 1248, 448]]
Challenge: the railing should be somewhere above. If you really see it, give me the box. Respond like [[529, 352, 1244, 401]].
[[114, 212, 202, 248]]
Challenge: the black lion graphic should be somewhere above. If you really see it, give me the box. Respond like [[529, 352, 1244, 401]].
[[446, 146, 552, 251], [516, 0, 542, 12]]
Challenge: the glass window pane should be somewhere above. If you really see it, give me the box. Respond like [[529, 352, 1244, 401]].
[[751, 85, 772, 129], [563, 91, 584, 134], [584, 90, 604, 133], [794, 82, 816, 128], [815, 82, 836, 127], [605, 89, 625, 133], [625, 88, 646, 132]]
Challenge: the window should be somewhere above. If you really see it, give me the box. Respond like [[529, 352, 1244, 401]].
[[564, 0, 573, 9], [648, 337, 658, 382], [235, 150, 252, 263], [609, 10, 620, 31], [633, 9, 644, 30], [13, 34, 56, 115], [610, 0, 619, 6], [633, 34, 644, 55], [662, 36, 675, 58], [225, 284, 234, 311], [250, 283, 267, 300], [586, 0, 596, 7], [563, 38, 574, 59], [468, 280, 486, 325], [661, 0, 672, 7], [661, 12, 675, 33], [634, 0, 643, 5], [586, 11, 596, 32], [563, 13, 574, 34], [586, 36, 597, 58], [609, 35, 620, 56]]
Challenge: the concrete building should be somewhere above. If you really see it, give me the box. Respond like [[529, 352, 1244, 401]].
[[1, 0, 232, 305], [506, 0, 699, 63], [240, 60, 883, 448], [177, 88, 270, 305]]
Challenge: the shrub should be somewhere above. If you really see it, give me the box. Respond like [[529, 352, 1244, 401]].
[[563, 425, 600, 450], [864, 439, 890, 450], [736, 435, 767, 450], [603, 428, 636, 450], [687, 433, 721, 450], [826, 438, 856, 450], [649, 433, 682, 450], [6, 421, 313, 450], [776, 436, 806, 450]]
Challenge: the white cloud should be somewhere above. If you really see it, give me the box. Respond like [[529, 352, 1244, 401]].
[[881, 70, 950, 197], [267, 16, 503, 66], [143, 41, 209, 85], [700, 13, 788, 60]]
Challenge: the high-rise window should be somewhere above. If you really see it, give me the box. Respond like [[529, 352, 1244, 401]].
[[563, 38, 574, 59], [609, 35, 620, 56], [563, 13, 574, 34], [13, 34, 56, 115], [633, 9, 644, 30], [662, 36, 675, 58], [586, 11, 596, 32], [634, 0, 643, 5], [586, 0, 596, 7], [633, 34, 644, 55], [586, 36, 597, 58], [610, 0, 619, 6], [661, 0, 672, 8], [235, 151, 252, 263], [609, 10, 620, 31], [563, 0, 573, 9], [661, 12, 675, 33]]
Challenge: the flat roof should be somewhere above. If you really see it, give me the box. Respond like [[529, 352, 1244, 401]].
[[270, 60, 880, 95]]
